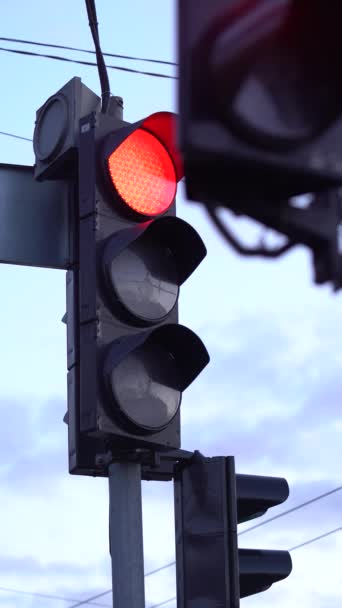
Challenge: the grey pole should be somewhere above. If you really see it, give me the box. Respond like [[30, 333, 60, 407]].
[[108, 462, 146, 608]]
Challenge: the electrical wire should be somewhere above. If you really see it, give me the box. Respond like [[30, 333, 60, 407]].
[[134, 525, 342, 608], [0, 46, 176, 79], [0, 585, 108, 606], [0, 36, 176, 66], [67, 589, 111, 608], [66, 561, 176, 608], [0, 130, 32, 142], [207, 206, 295, 258], [238, 484, 342, 536], [289, 526, 342, 552], [145, 561, 175, 578], [144, 484, 342, 582], [149, 598, 176, 608], [0, 523, 340, 608], [68, 482, 342, 607], [85, 0, 111, 112]]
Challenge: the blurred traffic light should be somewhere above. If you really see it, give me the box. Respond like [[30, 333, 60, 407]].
[[174, 452, 292, 606], [178, 0, 342, 288], [178, 0, 342, 201], [34, 78, 209, 475]]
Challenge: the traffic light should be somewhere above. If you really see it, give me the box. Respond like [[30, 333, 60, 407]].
[[178, 0, 342, 287], [236, 471, 292, 598], [179, 0, 342, 202], [33, 78, 209, 475], [174, 452, 292, 606]]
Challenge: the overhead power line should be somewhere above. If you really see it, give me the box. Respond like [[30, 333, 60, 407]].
[[0, 36, 176, 66], [67, 589, 110, 608], [238, 484, 342, 536], [1, 523, 340, 608], [126, 525, 342, 608], [289, 525, 342, 552], [66, 561, 175, 608], [0, 130, 32, 142], [149, 597, 176, 608], [141, 484, 342, 582], [0, 46, 177, 79], [0, 584, 108, 607]]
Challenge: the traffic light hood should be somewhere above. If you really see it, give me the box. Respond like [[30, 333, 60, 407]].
[[102, 111, 184, 183], [139, 111, 184, 182], [104, 323, 210, 395], [102, 216, 207, 294]]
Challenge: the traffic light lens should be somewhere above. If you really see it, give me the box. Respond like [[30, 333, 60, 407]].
[[107, 128, 177, 216], [109, 235, 179, 323], [110, 341, 181, 431]]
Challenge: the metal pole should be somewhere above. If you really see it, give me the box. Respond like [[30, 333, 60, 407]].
[[108, 462, 145, 608]]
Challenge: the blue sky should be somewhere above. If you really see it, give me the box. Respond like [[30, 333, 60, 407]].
[[0, 1, 341, 607]]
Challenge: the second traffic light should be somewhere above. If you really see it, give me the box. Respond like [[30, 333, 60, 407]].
[[174, 452, 292, 606], [179, 0, 342, 204], [178, 0, 342, 289], [68, 99, 209, 464]]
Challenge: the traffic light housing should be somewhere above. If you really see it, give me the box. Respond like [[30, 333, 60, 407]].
[[34, 78, 209, 475], [73, 107, 209, 461], [178, 0, 342, 203], [174, 452, 292, 605], [33, 77, 100, 181], [178, 0, 342, 288]]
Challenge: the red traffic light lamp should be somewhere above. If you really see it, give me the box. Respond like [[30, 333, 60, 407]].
[[104, 112, 182, 218]]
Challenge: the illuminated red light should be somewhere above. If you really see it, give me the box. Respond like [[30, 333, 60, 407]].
[[107, 128, 177, 216]]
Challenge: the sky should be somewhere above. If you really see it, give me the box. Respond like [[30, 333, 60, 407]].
[[0, 1, 341, 607]]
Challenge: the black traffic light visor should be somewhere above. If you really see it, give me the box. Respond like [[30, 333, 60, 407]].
[[102, 216, 207, 324], [103, 323, 209, 393], [102, 324, 210, 432], [236, 474, 289, 523], [239, 548, 292, 598], [208, 0, 342, 148], [102, 216, 207, 286]]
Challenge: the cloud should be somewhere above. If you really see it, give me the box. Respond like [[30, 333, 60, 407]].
[[0, 396, 67, 492], [179, 308, 342, 482]]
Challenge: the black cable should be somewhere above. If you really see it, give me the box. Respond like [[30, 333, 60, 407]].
[[0, 584, 108, 606], [289, 526, 342, 552], [66, 560, 176, 608], [85, 0, 111, 112], [68, 480, 342, 606], [0, 130, 32, 142], [67, 589, 109, 608], [139, 525, 342, 608], [0, 35, 176, 66], [149, 598, 176, 608], [144, 484, 342, 580], [0, 46, 176, 79], [207, 206, 295, 257], [145, 561, 175, 578], [1, 523, 340, 608]]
